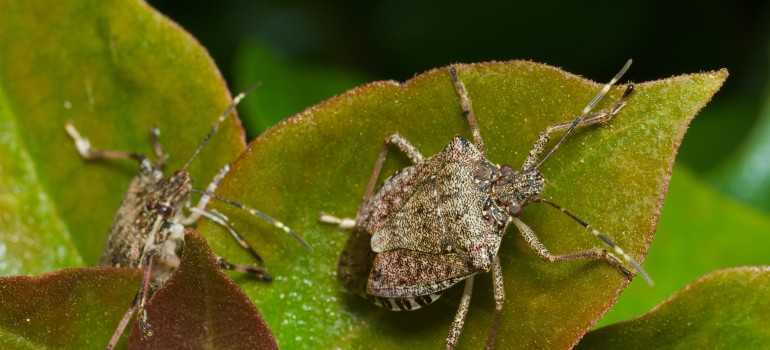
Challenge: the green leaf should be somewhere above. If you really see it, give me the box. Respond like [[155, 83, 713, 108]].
[[0, 268, 141, 349], [199, 62, 726, 348], [578, 266, 770, 349], [598, 165, 770, 327], [0, 0, 245, 275], [128, 229, 277, 350]]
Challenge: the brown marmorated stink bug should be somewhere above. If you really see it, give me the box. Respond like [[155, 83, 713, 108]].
[[318, 60, 653, 349], [65, 86, 311, 349]]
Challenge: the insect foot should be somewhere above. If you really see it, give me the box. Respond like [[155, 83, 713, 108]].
[[66, 85, 311, 349], [319, 60, 652, 350]]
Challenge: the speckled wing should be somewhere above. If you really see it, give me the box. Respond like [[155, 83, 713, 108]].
[[367, 249, 480, 298], [356, 162, 431, 236], [98, 176, 153, 268], [370, 136, 498, 256]]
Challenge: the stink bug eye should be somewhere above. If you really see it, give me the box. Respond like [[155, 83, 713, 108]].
[[157, 204, 173, 218], [500, 164, 514, 176], [145, 202, 172, 217], [507, 204, 523, 217]]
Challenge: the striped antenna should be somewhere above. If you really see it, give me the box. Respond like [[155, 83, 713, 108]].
[[536, 59, 632, 169], [181, 83, 261, 170], [531, 198, 653, 286], [192, 189, 312, 251]]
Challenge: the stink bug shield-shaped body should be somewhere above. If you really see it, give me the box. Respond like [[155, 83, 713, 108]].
[[66, 86, 310, 349], [319, 60, 652, 349]]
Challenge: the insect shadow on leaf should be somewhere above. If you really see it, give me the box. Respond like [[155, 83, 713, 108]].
[[65, 85, 311, 349], [319, 60, 653, 350]]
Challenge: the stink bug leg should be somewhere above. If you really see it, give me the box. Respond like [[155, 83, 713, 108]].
[[319, 60, 651, 349]]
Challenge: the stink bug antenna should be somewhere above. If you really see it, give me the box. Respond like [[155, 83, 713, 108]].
[[191, 189, 312, 251], [536, 59, 632, 169], [531, 198, 653, 286], [182, 83, 261, 171]]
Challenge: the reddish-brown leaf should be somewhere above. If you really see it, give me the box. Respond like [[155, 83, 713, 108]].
[[128, 229, 277, 350], [0, 268, 141, 349]]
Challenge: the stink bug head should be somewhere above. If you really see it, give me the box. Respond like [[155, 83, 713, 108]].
[[145, 170, 193, 220], [490, 166, 544, 214]]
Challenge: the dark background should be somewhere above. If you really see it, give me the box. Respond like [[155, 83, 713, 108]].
[[149, 0, 770, 177], [150, 1, 765, 87]]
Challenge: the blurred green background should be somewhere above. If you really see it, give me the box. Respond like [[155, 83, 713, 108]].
[[148, 0, 770, 328]]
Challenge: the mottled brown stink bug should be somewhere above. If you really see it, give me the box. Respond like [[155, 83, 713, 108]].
[[319, 60, 653, 349], [66, 86, 310, 349]]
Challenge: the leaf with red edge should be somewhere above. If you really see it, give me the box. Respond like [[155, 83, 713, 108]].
[[0, 268, 141, 349], [201, 62, 727, 349], [128, 228, 277, 350]]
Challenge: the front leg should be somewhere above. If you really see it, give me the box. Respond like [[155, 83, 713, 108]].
[[216, 256, 271, 281], [66, 122, 141, 162], [185, 164, 310, 257], [511, 218, 633, 280], [522, 84, 633, 170], [180, 163, 231, 226], [66, 122, 168, 170], [189, 206, 265, 263], [450, 66, 486, 155], [149, 126, 168, 168]]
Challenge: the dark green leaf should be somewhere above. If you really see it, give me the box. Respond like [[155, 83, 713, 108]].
[[200, 62, 726, 348], [578, 266, 770, 349]]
